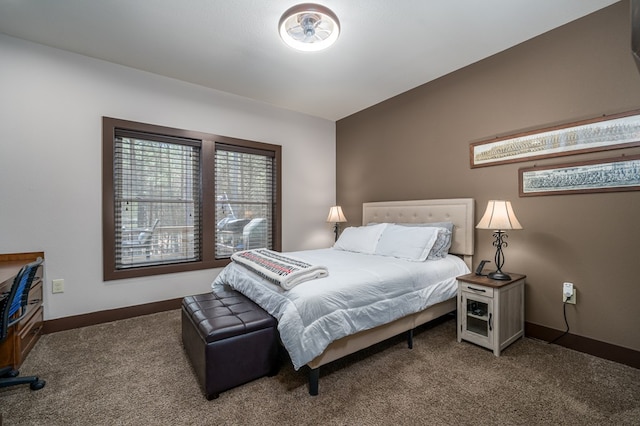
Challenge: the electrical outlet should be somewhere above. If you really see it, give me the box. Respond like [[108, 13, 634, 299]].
[[52, 279, 64, 294], [563, 282, 576, 304]]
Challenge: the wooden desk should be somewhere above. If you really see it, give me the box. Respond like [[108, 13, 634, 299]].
[[0, 252, 45, 369]]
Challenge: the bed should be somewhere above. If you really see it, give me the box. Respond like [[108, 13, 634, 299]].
[[212, 198, 474, 394]]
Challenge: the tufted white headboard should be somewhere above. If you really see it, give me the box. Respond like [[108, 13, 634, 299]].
[[362, 198, 475, 269]]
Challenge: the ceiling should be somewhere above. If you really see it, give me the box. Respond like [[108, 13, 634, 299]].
[[0, 0, 620, 121]]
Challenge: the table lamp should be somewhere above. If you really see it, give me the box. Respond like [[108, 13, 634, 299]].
[[476, 200, 523, 280], [327, 206, 347, 242]]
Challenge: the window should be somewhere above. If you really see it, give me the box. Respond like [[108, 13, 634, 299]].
[[214, 144, 277, 259], [103, 117, 281, 280]]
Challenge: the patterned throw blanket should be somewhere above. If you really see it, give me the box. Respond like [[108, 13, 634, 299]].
[[231, 249, 328, 290]]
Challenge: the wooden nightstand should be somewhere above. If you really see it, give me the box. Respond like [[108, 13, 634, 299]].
[[456, 272, 525, 356]]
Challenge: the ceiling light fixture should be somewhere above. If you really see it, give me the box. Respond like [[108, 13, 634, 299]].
[[279, 3, 340, 52]]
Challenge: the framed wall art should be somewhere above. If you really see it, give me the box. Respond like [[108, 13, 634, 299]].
[[519, 155, 640, 197], [470, 109, 640, 168]]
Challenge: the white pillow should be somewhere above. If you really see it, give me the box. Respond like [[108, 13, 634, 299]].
[[334, 223, 387, 254], [374, 224, 440, 262], [394, 223, 453, 259]]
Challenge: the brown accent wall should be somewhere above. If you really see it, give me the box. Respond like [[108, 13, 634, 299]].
[[336, 1, 640, 352]]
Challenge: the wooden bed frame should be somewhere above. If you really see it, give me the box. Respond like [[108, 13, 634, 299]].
[[306, 198, 475, 395]]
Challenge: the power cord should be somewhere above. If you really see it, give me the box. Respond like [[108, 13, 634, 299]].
[[548, 297, 570, 345]]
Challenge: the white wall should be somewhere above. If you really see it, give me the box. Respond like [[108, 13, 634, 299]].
[[0, 34, 337, 320]]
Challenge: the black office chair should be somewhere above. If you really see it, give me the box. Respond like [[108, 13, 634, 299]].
[[0, 257, 46, 391]]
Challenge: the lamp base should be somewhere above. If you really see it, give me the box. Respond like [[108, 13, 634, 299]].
[[487, 271, 512, 281]]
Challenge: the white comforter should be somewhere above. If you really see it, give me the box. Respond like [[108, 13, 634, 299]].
[[212, 248, 468, 370]]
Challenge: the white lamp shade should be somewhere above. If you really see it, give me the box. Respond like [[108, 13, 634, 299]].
[[476, 200, 523, 230], [327, 206, 347, 223]]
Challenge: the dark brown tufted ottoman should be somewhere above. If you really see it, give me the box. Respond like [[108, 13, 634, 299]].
[[181, 286, 280, 400]]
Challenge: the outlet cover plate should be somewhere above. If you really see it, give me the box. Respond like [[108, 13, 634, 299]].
[[52, 279, 64, 294]]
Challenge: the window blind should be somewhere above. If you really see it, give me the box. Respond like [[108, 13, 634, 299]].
[[114, 132, 201, 269], [214, 143, 276, 259]]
